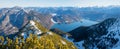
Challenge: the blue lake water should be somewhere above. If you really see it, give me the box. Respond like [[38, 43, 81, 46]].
[[51, 19, 98, 32]]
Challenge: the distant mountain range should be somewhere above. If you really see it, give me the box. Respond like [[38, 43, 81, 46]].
[[25, 6, 120, 22]]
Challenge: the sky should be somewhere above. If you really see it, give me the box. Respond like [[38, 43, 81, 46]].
[[0, 0, 120, 8]]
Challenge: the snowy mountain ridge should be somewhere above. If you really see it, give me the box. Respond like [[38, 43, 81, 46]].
[[108, 18, 120, 49], [68, 18, 120, 49]]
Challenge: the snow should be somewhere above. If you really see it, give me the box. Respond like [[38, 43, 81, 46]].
[[61, 40, 66, 45], [13, 27, 16, 29], [64, 35, 85, 49], [113, 46, 120, 49], [65, 21, 69, 23], [47, 32, 53, 35], [22, 8, 29, 14], [65, 35, 74, 42], [21, 33, 24, 36], [51, 18, 57, 23], [107, 18, 120, 49], [30, 20, 35, 25], [65, 35, 87, 49], [51, 13, 57, 16], [14, 12, 21, 22], [30, 20, 42, 35], [74, 41, 85, 49], [36, 31, 42, 35], [30, 20, 38, 29]]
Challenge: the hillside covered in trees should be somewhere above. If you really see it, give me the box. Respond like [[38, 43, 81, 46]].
[[0, 20, 77, 49]]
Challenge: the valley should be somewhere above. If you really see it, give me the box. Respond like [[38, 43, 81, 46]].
[[0, 6, 120, 49]]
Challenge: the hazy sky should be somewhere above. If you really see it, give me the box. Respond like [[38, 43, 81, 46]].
[[0, 0, 120, 8]]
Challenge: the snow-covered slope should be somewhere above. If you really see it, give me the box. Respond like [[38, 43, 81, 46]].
[[68, 18, 120, 49], [108, 18, 120, 49], [19, 20, 43, 38]]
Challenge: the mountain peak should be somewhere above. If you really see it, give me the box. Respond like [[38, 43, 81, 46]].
[[0, 7, 54, 35], [0, 19, 77, 49], [12, 6, 22, 9]]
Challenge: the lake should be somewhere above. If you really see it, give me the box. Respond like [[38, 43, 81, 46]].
[[51, 19, 98, 32]]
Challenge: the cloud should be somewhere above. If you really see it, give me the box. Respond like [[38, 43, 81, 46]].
[[0, 0, 120, 8]]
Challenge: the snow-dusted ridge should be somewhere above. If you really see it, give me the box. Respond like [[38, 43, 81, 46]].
[[108, 18, 120, 49], [20, 20, 43, 37]]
